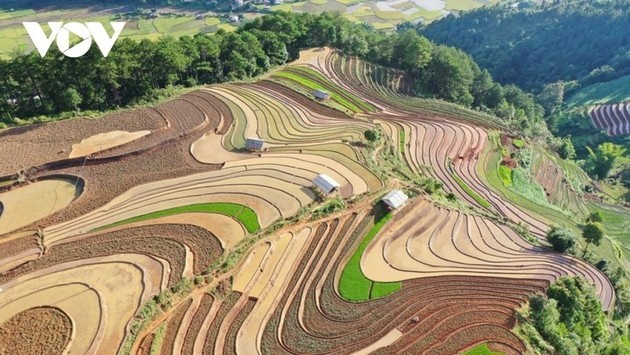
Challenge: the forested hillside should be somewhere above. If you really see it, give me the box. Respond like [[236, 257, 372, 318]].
[[422, 0, 630, 92], [0, 11, 544, 137]]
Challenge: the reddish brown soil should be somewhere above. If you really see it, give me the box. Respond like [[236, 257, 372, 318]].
[[159, 298, 193, 355], [202, 292, 241, 355], [181, 293, 214, 354], [0, 224, 223, 287], [2, 91, 233, 237], [259, 212, 541, 354], [0, 234, 39, 260], [137, 333, 155, 355], [224, 297, 257, 355], [0, 306, 72, 355], [0, 107, 166, 175]]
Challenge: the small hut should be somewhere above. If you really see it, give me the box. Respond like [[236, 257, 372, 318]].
[[313, 90, 330, 101], [245, 137, 265, 152], [382, 189, 408, 210], [313, 174, 340, 195]]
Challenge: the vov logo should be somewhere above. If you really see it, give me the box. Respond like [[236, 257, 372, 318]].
[[23, 22, 126, 58]]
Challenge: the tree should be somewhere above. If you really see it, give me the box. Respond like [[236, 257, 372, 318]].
[[586, 211, 603, 223], [585, 142, 626, 179], [536, 82, 564, 115], [619, 165, 630, 189], [391, 31, 431, 72], [62, 88, 82, 112], [582, 222, 604, 257], [419, 45, 475, 107], [521, 276, 614, 355], [363, 129, 380, 143], [546, 225, 576, 253], [558, 136, 576, 160]]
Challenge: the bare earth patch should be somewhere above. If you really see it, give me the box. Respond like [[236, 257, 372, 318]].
[[190, 133, 255, 164], [69, 130, 151, 158], [0, 178, 80, 235]]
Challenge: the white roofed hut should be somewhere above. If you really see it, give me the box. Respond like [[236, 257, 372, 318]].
[[313, 90, 330, 101], [382, 189, 408, 210], [313, 174, 340, 195], [245, 137, 265, 152]]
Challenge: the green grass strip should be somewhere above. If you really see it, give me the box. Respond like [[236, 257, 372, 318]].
[[399, 130, 406, 155], [451, 169, 492, 209], [94, 202, 260, 233], [498, 165, 513, 187], [463, 343, 503, 355], [273, 71, 363, 113], [339, 212, 400, 301], [512, 138, 525, 149], [288, 66, 376, 112], [370, 281, 402, 299], [149, 323, 167, 355]]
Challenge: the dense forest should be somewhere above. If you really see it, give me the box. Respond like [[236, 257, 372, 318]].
[[422, 0, 630, 92], [0, 11, 545, 136], [518, 276, 629, 354]]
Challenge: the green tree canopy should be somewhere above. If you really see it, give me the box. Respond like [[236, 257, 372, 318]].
[[582, 222, 605, 257], [519, 276, 625, 354], [546, 225, 576, 253], [363, 129, 380, 143], [585, 142, 626, 179]]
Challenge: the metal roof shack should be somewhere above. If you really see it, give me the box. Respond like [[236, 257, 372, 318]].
[[245, 137, 265, 151], [313, 174, 340, 195], [382, 189, 408, 210], [313, 90, 330, 101]]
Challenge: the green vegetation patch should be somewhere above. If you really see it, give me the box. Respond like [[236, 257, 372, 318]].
[[566, 75, 630, 108], [463, 343, 503, 355], [399, 131, 406, 154], [369, 281, 401, 299], [339, 212, 401, 301], [451, 168, 492, 209], [445, 0, 484, 11], [372, 22, 396, 30], [149, 323, 167, 355], [274, 68, 370, 113], [498, 164, 513, 187], [507, 167, 562, 213], [95, 202, 260, 233], [512, 138, 525, 149], [0, 9, 36, 20], [406, 8, 442, 22], [374, 10, 405, 21]]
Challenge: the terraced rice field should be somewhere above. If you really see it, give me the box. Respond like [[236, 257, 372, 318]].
[[589, 102, 630, 136], [0, 47, 620, 354], [531, 148, 590, 216]]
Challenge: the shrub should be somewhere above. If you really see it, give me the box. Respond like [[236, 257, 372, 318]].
[[586, 211, 603, 223], [546, 225, 576, 252], [364, 129, 381, 143], [312, 198, 346, 219], [498, 164, 513, 186]]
